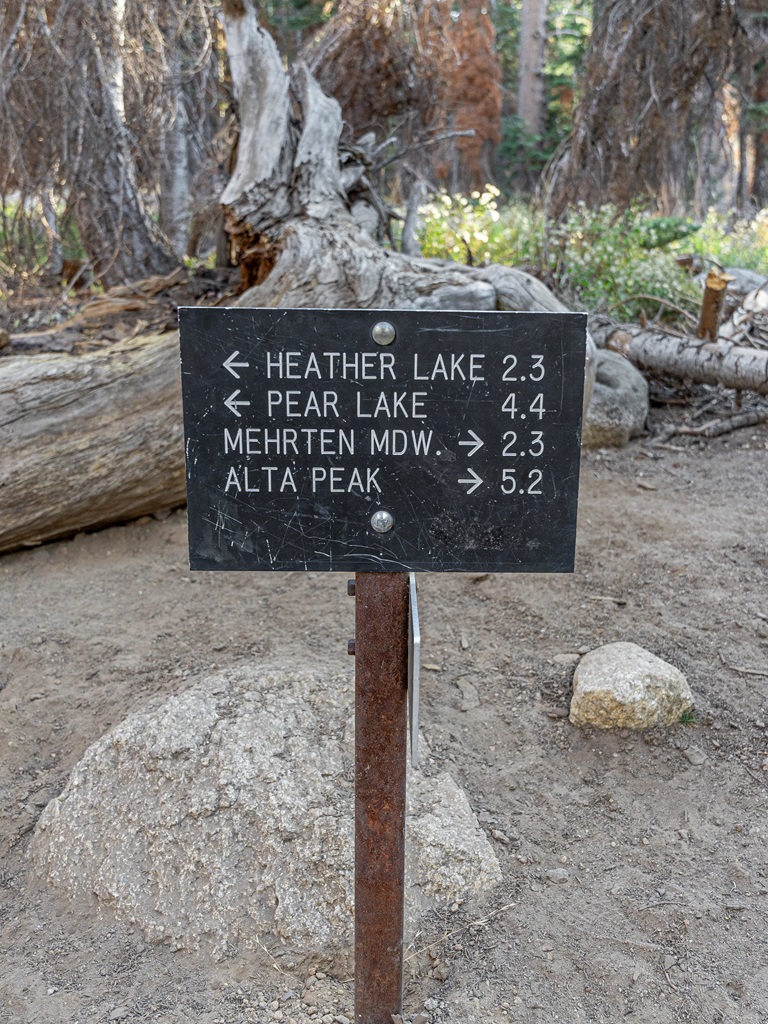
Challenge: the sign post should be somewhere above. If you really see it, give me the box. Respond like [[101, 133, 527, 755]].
[[352, 571, 409, 1024], [180, 307, 587, 1023]]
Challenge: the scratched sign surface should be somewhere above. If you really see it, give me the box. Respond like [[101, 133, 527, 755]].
[[179, 307, 587, 572]]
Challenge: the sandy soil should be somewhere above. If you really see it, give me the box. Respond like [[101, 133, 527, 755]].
[[1, 408, 768, 1024]]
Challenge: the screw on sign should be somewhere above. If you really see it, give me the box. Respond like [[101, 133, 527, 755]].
[[179, 308, 588, 1023]]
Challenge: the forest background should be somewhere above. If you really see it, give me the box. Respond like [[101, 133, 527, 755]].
[[1, 0, 767, 326], [3, 9, 768, 1022]]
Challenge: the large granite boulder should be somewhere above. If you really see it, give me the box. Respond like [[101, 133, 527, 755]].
[[31, 667, 500, 971]]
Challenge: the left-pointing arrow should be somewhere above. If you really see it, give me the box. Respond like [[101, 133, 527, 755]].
[[223, 350, 250, 378], [458, 468, 483, 494], [224, 390, 251, 417]]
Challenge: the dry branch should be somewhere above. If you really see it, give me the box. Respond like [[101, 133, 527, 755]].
[[660, 407, 768, 441]]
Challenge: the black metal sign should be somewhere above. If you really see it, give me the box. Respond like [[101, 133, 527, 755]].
[[179, 307, 587, 573]]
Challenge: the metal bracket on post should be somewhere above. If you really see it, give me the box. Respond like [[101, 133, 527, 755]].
[[408, 572, 420, 770]]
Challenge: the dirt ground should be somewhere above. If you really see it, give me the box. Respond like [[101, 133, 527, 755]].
[[1, 401, 768, 1024]]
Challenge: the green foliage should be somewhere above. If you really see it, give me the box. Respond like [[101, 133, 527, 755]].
[[498, 116, 554, 187], [261, 0, 332, 58], [678, 709, 698, 726], [1, 199, 86, 280], [544, 2, 592, 140], [635, 216, 701, 250], [552, 203, 702, 319], [686, 209, 768, 275], [419, 193, 706, 321], [418, 187, 548, 269]]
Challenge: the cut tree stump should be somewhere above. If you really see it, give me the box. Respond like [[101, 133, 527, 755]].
[[0, 331, 186, 555], [697, 268, 734, 341]]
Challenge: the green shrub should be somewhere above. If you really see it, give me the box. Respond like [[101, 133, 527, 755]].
[[550, 202, 702, 319], [419, 187, 549, 268], [419, 194, 705, 322]]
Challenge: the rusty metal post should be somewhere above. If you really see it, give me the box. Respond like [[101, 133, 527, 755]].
[[353, 571, 409, 1024]]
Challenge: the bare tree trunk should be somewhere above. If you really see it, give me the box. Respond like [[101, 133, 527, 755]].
[[220, 0, 586, 323], [401, 177, 425, 257], [40, 187, 63, 278], [693, 91, 719, 218], [736, 91, 750, 216], [517, 0, 549, 138], [697, 269, 731, 341], [70, 0, 177, 287], [159, 93, 192, 257], [547, 1, 738, 217], [158, 7, 192, 258], [73, 126, 178, 288], [753, 63, 768, 208]]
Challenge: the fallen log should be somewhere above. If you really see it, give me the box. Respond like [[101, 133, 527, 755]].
[[595, 323, 768, 396], [0, 331, 186, 555]]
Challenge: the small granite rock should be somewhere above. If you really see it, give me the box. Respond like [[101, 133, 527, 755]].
[[570, 642, 694, 730], [582, 349, 649, 449]]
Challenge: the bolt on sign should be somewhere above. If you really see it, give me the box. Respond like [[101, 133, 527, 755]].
[[179, 308, 587, 573]]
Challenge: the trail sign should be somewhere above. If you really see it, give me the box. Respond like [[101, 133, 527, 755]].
[[180, 305, 588, 1024], [179, 307, 587, 573]]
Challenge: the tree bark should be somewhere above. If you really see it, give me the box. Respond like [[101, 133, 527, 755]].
[[40, 186, 63, 279], [220, 0, 586, 326], [697, 268, 731, 341], [158, 8, 192, 261], [0, 333, 186, 555]]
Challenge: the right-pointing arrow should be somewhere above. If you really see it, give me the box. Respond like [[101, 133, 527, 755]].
[[458, 429, 484, 457], [458, 468, 483, 494]]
